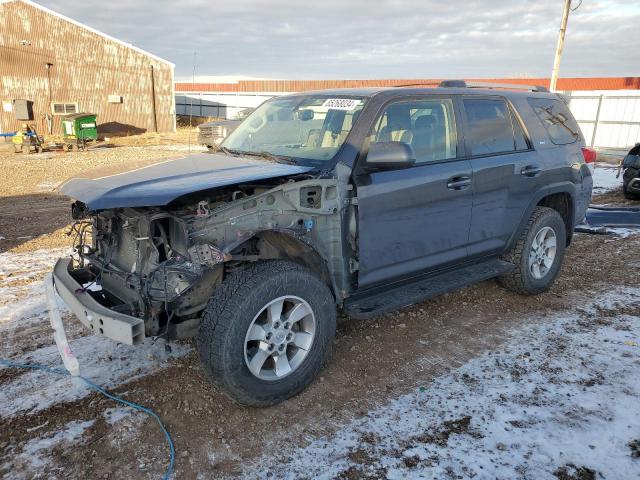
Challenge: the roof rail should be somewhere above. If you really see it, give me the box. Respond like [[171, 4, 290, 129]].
[[393, 82, 440, 88], [438, 80, 549, 93]]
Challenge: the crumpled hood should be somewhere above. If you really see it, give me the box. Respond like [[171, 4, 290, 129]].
[[59, 153, 314, 210]]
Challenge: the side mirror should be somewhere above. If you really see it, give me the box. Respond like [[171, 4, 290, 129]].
[[365, 142, 416, 170]]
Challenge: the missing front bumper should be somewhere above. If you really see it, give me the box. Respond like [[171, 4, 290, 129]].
[[51, 258, 145, 345]]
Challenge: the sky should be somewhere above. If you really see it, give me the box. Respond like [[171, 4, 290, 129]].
[[36, 0, 640, 82]]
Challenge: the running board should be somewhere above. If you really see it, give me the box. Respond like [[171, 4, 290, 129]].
[[344, 259, 515, 319]]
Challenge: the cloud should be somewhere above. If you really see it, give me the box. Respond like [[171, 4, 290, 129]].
[[37, 0, 640, 79]]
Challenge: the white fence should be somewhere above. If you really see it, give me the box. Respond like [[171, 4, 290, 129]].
[[564, 90, 640, 152], [175, 92, 280, 120]]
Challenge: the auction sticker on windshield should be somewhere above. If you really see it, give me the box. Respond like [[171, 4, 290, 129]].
[[322, 98, 361, 111]]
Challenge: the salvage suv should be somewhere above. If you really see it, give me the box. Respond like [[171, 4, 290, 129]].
[[52, 81, 594, 406]]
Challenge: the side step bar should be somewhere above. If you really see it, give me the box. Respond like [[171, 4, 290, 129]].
[[343, 259, 515, 319]]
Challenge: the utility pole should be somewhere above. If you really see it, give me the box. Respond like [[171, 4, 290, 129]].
[[550, 0, 572, 92]]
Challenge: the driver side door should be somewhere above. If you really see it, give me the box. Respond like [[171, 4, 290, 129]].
[[354, 96, 473, 288]]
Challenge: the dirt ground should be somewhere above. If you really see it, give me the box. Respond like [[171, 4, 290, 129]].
[[0, 128, 203, 253], [0, 139, 639, 479]]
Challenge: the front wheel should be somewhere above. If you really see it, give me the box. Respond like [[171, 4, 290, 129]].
[[498, 206, 567, 295], [197, 260, 336, 406]]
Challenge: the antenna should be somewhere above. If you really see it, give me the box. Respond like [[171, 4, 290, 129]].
[[188, 51, 197, 154]]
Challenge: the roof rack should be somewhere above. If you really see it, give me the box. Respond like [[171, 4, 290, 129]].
[[438, 80, 549, 93], [393, 82, 440, 88]]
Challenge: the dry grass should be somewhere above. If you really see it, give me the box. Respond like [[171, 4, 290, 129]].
[[104, 127, 199, 146]]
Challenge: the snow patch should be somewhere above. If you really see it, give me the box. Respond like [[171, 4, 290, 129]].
[[0, 248, 69, 278], [0, 248, 71, 332], [244, 288, 640, 480], [0, 336, 191, 418], [2, 419, 95, 479], [103, 407, 134, 425], [591, 165, 621, 195], [0, 247, 192, 419]]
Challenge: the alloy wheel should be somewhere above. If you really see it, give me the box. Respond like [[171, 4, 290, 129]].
[[243, 295, 316, 381]]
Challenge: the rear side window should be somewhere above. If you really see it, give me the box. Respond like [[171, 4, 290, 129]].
[[463, 98, 522, 156], [527, 98, 580, 145]]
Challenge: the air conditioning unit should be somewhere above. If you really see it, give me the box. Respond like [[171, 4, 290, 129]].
[[13, 99, 34, 120]]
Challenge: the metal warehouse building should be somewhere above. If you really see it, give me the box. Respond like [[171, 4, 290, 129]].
[[0, 0, 175, 136]]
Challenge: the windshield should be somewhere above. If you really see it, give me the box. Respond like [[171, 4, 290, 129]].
[[221, 95, 366, 165]]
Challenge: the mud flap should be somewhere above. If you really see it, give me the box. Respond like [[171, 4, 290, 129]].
[[45, 273, 80, 376]]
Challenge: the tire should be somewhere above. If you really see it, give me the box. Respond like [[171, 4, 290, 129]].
[[497, 206, 567, 295], [197, 260, 336, 406], [623, 184, 640, 200]]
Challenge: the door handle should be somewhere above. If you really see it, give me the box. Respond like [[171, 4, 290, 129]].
[[521, 165, 542, 177], [446, 176, 471, 190]]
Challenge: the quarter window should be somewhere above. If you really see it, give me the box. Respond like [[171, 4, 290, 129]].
[[463, 98, 521, 156], [528, 98, 580, 145], [370, 99, 457, 164]]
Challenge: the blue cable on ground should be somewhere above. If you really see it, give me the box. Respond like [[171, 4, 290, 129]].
[[0, 358, 175, 480]]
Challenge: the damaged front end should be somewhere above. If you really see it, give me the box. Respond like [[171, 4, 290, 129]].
[[57, 174, 350, 345], [78, 207, 226, 337]]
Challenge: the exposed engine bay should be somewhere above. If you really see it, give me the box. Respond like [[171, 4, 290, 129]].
[[67, 171, 355, 340]]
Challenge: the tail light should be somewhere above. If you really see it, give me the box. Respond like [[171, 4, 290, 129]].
[[581, 147, 596, 164]]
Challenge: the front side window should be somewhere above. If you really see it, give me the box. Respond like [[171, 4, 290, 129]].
[[221, 95, 366, 165], [370, 98, 457, 164], [463, 98, 520, 156], [528, 98, 580, 145]]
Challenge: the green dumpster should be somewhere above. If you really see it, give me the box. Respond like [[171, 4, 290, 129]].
[[62, 112, 97, 151]]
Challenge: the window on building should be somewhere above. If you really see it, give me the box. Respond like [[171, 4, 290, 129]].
[[527, 98, 580, 145], [51, 102, 78, 115], [370, 98, 457, 164]]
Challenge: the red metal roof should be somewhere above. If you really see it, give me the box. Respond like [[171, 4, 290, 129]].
[[175, 77, 640, 93]]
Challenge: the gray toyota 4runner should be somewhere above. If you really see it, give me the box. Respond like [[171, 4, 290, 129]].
[[53, 81, 593, 406]]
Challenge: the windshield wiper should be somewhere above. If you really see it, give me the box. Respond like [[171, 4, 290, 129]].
[[242, 150, 297, 165], [213, 145, 239, 156]]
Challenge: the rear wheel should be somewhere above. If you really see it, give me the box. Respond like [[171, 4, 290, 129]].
[[623, 183, 640, 200], [498, 206, 566, 295], [197, 260, 336, 406]]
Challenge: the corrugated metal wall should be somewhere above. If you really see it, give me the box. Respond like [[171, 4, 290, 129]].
[[0, 0, 175, 135]]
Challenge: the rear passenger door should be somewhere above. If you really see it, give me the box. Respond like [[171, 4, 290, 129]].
[[355, 97, 473, 288], [461, 96, 542, 257]]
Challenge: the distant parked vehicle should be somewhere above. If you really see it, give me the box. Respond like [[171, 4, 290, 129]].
[[621, 144, 640, 199], [197, 108, 254, 150]]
